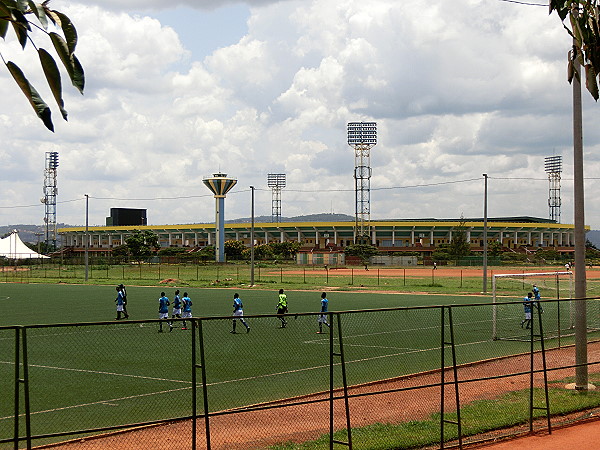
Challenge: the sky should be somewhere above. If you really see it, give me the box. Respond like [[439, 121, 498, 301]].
[[1, 0, 599, 229]]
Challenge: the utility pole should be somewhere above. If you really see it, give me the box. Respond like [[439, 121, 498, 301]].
[[250, 186, 255, 287], [482, 174, 488, 294], [84, 194, 89, 282], [572, 43, 588, 390]]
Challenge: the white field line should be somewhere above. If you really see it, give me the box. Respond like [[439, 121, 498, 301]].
[[0, 322, 495, 421]]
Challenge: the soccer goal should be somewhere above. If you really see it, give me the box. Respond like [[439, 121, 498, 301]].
[[492, 271, 575, 341]]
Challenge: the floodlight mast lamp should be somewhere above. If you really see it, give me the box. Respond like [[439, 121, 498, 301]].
[[267, 173, 286, 223], [545, 156, 563, 223], [348, 122, 377, 244], [203, 173, 237, 262], [42, 151, 59, 251]]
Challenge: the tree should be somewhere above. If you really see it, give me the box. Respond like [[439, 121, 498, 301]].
[[0, 0, 85, 131], [448, 218, 472, 259], [269, 241, 301, 259], [224, 240, 246, 260], [344, 244, 379, 265], [488, 240, 503, 258], [550, 1, 600, 100], [125, 230, 159, 262]]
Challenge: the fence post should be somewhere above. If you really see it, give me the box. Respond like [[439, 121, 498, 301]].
[[194, 319, 212, 450], [330, 313, 352, 448], [351, 268, 354, 285], [440, 306, 462, 449], [14, 327, 32, 449], [281, 268, 283, 284], [303, 268, 306, 284], [404, 268, 406, 286], [377, 268, 380, 286]]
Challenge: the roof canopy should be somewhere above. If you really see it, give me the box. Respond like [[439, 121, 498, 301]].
[[0, 231, 49, 259]]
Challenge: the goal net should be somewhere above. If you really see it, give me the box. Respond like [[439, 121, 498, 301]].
[[491, 271, 582, 341]]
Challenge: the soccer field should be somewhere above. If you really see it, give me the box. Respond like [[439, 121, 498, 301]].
[[0, 283, 572, 445]]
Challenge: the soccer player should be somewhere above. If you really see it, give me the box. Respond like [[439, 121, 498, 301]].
[[231, 293, 250, 333], [532, 284, 541, 301], [158, 292, 172, 333], [172, 289, 182, 321], [520, 292, 535, 329], [317, 292, 330, 334], [181, 292, 192, 330], [276, 289, 288, 328], [115, 286, 125, 320], [118, 283, 129, 319]]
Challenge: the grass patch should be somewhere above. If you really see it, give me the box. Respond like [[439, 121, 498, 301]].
[[269, 387, 600, 449]]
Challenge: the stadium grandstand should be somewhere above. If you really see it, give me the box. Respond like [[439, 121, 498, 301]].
[[59, 216, 580, 259]]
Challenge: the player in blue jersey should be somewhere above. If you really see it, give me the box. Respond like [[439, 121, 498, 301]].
[[317, 292, 331, 334], [115, 286, 125, 320], [532, 284, 540, 301], [158, 292, 172, 333], [231, 293, 250, 333], [172, 289, 182, 321], [181, 292, 192, 330], [520, 292, 538, 329]]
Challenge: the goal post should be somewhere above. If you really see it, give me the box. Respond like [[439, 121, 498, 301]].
[[492, 271, 573, 341]]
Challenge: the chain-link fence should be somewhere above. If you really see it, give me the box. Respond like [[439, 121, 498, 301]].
[[3, 298, 600, 449]]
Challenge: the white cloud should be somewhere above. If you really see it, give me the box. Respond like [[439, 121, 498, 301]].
[[1, 0, 598, 231]]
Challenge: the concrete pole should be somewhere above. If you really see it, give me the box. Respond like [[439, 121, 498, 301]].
[[482, 174, 488, 294], [250, 186, 255, 286], [215, 197, 225, 262], [84, 194, 89, 282], [572, 48, 588, 390]]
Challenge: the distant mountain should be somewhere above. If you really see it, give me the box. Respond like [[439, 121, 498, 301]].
[[227, 213, 355, 223], [0, 224, 70, 244], [587, 230, 600, 248]]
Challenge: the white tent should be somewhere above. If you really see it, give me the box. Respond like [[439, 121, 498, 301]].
[[0, 231, 49, 259]]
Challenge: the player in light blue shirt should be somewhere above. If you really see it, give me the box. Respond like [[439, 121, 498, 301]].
[[172, 289, 182, 320], [158, 292, 172, 333], [181, 293, 192, 330], [317, 292, 331, 334], [115, 286, 125, 320], [231, 293, 250, 334]]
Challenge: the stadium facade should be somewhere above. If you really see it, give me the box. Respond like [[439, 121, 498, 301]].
[[59, 216, 581, 257]]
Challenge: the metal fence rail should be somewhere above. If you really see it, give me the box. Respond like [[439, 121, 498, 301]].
[[2, 298, 600, 449]]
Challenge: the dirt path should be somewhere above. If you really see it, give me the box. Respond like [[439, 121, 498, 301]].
[[43, 341, 600, 450]]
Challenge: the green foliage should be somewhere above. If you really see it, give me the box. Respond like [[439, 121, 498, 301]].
[[224, 239, 246, 260], [448, 218, 471, 258], [431, 246, 450, 261], [534, 248, 563, 262], [253, 243, 275, 260], [550, 1, 600, 100], [344, 244, 379, 264], [157, 247, 187, 256], [124, 230, 159, 262], [0, 0, 85, 131], [488, 240, 503, 258], [268, 241, 301, 259]]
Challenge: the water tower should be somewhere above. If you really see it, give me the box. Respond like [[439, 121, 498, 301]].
[[203, 173, 237, 262]]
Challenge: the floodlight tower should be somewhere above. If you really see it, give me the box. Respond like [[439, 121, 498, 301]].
[[42, 151, 59, 251], [545, 155, 562, 223], [267, 173, 286, 223], [203, 173, 237, 262], [348, 122, 377, 244]]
